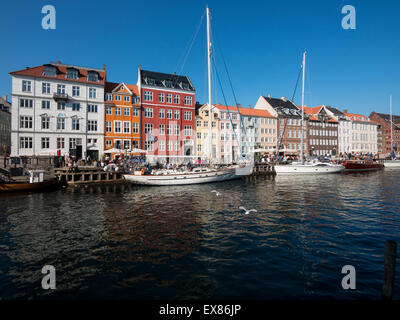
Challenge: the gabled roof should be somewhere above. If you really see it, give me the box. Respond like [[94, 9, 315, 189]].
[[105, 82, 139, 96], [141, 69, 195, 92], [371, 112, 400, 124], [9, 63, 106, 85], [344, 112, 375, 123], [326, 106, 346, 117], [238, 107, 274, 118], [263, 96, 301, 117]]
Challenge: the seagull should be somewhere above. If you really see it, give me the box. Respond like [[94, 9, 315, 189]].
[[239, 206, 257, 215], [211, 190, 222, 197]]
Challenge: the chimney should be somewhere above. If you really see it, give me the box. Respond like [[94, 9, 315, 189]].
[[343, 109, 348, 114], [281, 97, 287, 101], [3, 94, 7, 101], [56, 60, 61, 64], [268, 94, 271, 98]]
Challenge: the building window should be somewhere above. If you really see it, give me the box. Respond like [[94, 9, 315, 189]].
[[41, 116, 50, 129], [159, 140, 165, 151], [167, 140, 172, 151], [174, 110, 180, 119], [69, 138, 77, 149], [106, 140, 112, 147], [57, 84, 65, 94], [132, 122, 139, 133], [72, 103, 80, 111], [124, 108, 130, 116], [57, 117, 65, 130], [196, 120, 201, 127], [166, 94, 172, 103], [114, 121, 121, 133], [66, 69, 78, 79], [166, 110, 172, 119], [175, 141, 180, 151], [20, 116, 33, 129], [159, 108, 165, 119], [184, 96, 192, 105], [145, 140, 153, 151], [159, 124, 165, 135], [20, 99, 33, 108], [105, 93, 112, 101], [124, 96, 130, 102], [42, 83, 50, 94], [184, 111, 192, 120], [20, 137, 33, 149], [174, 125, 180, 135], [88, 104, 98, 113], [145, 108, 153, 118], [72, 86, 80, 96], [112, 107, 120, 116], [174, 94, 180, 104], [144, 123, 153, 134], [57, 138, 65, 149], [57, 102, 66, 110], [41, 137, 50, 149], [184, 126, 192, 136], [72, 118, 80, 130], [87, 120, 97, 131], [165, 80, 173, 88], [159, 93, 165, 102], [87, 71, 99, 82], [42, 100, 50, 109], [115, 95, 121, 101], [132, 108, 139, 117], [22, 80, 31, 92], [106, 106, 112, 115], [144, 91, 153, 101], [106, 121, 112, 132], [89, 88, 96, 98], [197, 144, 202, 152], [123, 122, 130, 133]]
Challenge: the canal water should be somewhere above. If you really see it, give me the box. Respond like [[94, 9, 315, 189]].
[[1, 170, 399, 300]]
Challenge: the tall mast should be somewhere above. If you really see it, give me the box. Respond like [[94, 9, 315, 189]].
[[206, 6, 212, 164], [390, 94, 393, 154], [300, 51, 306, 165]]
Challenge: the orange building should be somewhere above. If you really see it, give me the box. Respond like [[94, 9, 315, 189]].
[[104, 82, 141, 157]]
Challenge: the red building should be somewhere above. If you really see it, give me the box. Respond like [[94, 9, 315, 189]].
[[138, 67, 196, 163]]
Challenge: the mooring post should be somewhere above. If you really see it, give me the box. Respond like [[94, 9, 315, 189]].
[[382, 240, 397, 300]]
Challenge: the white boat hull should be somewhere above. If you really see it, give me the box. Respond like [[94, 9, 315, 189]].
[[384, 160, 400, 168], [123, 169, 241, 185], [274, 164, 344, 174]]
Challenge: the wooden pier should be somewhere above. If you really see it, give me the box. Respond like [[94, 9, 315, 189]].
[[54, 167, 125, 185], [245, 163, 276, 180]]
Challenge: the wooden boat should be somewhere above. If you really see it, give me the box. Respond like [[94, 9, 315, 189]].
[[343, 160, 384, 171], [0, 170, 60, 193]]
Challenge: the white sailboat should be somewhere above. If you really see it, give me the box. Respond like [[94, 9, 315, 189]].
[[123, 6, 252, 186], [274, 52, 344, 175], [384, 94, 400, 168]]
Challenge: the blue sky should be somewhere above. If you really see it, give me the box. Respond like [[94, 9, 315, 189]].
[[1, 0, 399, 116]]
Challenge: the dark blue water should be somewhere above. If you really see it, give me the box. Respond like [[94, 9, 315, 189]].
[[1, 170, 399, 300]]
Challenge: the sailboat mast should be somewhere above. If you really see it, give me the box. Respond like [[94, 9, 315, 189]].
[[300, 51, 306, 164], [390, 94, 393, 153], [206, 6, 212, 164]]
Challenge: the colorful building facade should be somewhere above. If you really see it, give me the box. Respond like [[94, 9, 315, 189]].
[[104, 82, 141, 156], [138, 68, 196, 163]]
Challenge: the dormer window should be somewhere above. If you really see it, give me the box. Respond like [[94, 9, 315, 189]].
[[165, 80, 173, 88], [87, 71, 99, 82], [43, 65, 57, 77], [66, 68, 78, 79], [147, 78, 155, 86], [182, 82, 189, 90]]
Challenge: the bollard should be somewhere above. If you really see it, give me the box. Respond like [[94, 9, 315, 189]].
[[382, 240, 397, 300]]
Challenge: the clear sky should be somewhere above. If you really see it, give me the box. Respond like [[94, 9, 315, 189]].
[[1, 0, 399, 116]]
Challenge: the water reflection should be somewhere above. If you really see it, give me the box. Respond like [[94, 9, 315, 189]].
[[1, 170, 400, 299]]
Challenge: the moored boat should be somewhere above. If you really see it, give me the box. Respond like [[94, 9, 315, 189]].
[[343, 160, 384, 171], [383, 159, 400, 168], [0, 170, 60, 193], [274, 161, 344, 174]]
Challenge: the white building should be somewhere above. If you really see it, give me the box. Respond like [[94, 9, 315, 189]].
[[325, 106, 378, 154], [9, 62, 106, 160]]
